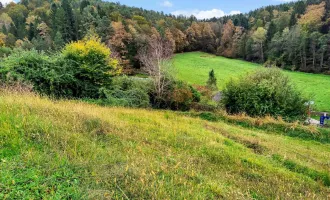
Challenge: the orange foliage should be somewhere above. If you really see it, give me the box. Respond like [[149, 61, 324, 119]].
[[298, 2, 326, 31]]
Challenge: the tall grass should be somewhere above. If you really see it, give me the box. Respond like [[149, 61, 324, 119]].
[[0, 89, 329, 199]]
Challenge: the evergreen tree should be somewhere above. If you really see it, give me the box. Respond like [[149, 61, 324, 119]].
[[96, 16, 113, 43], [62, 0, 76, 42], [266, 21, 276, 42], [2, 25, 8, 35], [54, 31, 65, 50], [28, 22, 37, 41], [289, 12, 297, 27], [80, 0, 90, 13], [207, 69, 218, 90]]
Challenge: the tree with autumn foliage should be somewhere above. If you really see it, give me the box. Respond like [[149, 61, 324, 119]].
[[217, 20, 235, 57]]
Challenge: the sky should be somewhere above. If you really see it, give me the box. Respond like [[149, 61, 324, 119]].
[[106, 0, 297, 19], [0, 0, 297, 19]]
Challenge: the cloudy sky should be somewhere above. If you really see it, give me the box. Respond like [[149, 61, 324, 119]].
[[1, 0, 14, 5], [0, 0, 298, 19], [107, 0, 298, 19]]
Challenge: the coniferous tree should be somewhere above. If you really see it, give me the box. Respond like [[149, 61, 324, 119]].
[[53, 31, 65, 50], [62, 0, 76, 42], [207, 69, 218, 90], [28, 22, 37, 41], [2, 25, 7, 35], [97, 16, 113, 43], [266, 21, 276, 42]]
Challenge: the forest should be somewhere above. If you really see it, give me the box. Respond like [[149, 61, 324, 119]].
[[0, 0, 330, 73]]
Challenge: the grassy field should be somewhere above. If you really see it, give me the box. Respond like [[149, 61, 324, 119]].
[[174, 52, 330, 112], [1, 90, 330, 199]]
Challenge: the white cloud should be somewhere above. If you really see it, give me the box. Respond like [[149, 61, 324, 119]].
[[229, 11, 241, 15], [172, 9, 241, 20], [1, 0, 13, 6], [161, 1, 173, 8]]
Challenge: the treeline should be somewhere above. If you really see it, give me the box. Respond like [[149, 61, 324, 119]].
[[0, 0, 330, 73]]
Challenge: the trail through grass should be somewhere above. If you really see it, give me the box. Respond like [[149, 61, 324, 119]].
[[174, 52, 330, 111], [0, 91, 329, 199]]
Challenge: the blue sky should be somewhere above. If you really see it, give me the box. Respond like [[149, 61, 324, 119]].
[[0, 0, 297, 19], [107, 0, 297, 19]]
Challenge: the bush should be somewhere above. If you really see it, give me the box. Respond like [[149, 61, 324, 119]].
[[0, 50, 76, 97], [98, 76, 151, 108], [0, 38, 120, 99], [62, 37, 120, 98], [168, 81, 201, 111], [222, 68, 307, 120], [0, 47, 12, 58]]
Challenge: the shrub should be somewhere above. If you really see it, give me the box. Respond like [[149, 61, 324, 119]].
[[0, 38, 120, 99], [0, 47, 12, 58], [222, 68, 307, 120], [62, 37, 120, 98], [168, 81, 201, 111], [0, 50, 76, 97], [98, 76, 151, 108], [194, 85, 213, 99]]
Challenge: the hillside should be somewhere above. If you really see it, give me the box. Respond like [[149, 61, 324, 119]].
[[1, 90, 330, 199], [174, 52, 330, 112]]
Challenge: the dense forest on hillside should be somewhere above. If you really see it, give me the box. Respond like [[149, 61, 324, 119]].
[[0, 0, 330, 73]]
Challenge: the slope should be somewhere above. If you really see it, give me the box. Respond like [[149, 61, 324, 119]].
[[0, 90, 329, 199]]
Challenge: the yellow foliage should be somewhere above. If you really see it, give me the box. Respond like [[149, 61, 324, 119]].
[[0, 33, 6, 47], [298, 2, 326, 31], [63, 37, 121, 74]]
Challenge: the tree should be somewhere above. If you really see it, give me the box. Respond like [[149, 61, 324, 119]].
[[0, 33, 6, 47], [201, 23, 216, 53], [96, 16, 113, 43], [5, 33, 16, 47], [54, 31, 65, 50], [318, 34, 329, 71], [309, 32, 322, 71], [232, 26, 245, 58], [109, 21, 133, 68], [62, 36, 120, 98], [206, 69, 217, 90], [266, 21, 276, 42], [0, 13, 13, 32], [252, 27, 267, 62], [289, 12, 297, 27], [37, 22, 49, 38], [298, 2, 326, 32], [185, 22, 202, 51], [165, 28, 176, 52], [218, 20, 235, 57], [6, 4, 28, 39], [171, 28, 187, 52], [61, 0, 76, 42], [137, 38, 173, 106]]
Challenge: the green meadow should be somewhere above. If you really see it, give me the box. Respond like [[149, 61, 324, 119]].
[[174, 52, 330, 111]]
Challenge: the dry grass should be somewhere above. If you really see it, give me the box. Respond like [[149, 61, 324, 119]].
[[0, 90, 330, 199]]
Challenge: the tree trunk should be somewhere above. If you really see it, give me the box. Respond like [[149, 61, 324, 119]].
[[312, 45, 316, 71], [320, 52, 324, 72], [260, 42, 264, 62]]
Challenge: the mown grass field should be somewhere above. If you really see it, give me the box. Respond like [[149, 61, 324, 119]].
[[174, 52, 330, 112], [1, 90, 330, 199]]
